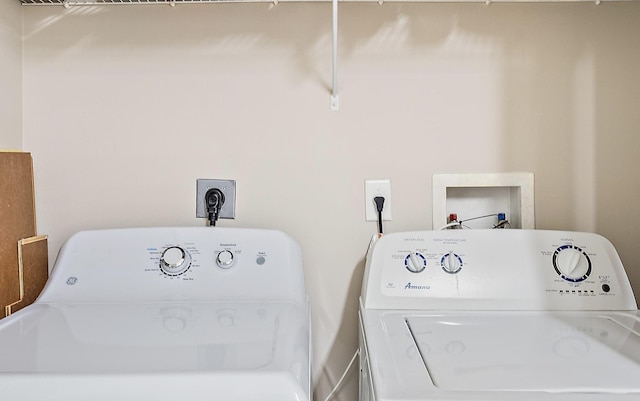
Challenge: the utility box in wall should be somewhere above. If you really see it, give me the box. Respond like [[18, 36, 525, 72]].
[[0, 151, 48, 318], [432, 173, 535, 230]]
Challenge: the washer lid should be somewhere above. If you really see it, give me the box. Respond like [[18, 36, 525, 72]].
[[406, 312, 640, 393]]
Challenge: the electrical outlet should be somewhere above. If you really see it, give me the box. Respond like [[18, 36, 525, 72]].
[[365, 179, 392, 222], [196, 179, 236, 219]]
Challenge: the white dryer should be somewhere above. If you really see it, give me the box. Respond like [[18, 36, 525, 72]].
[[0, 227, 311, 401], [359, 229, 640, 401]]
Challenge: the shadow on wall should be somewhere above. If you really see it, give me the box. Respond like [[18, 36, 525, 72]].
[[23, 3, 495, 99], [592, 7, 640, 306], [23, 3, 358, 95], [314, 256, 365, 401]]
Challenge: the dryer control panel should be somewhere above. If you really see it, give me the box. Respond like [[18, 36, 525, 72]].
[[38, 227, 306, 305], [361, 230, 637, 311]]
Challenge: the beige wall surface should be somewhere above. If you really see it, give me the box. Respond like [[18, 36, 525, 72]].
[[22, 3, 640, 400], [0, 0, 22, 150]]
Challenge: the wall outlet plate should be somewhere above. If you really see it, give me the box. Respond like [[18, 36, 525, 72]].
[[365, 179, 392, 222], [196, 179, 236, 219]]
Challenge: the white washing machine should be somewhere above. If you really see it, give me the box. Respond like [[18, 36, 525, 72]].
[[359, 229, 640, 401], [0, 227, 311, 401]]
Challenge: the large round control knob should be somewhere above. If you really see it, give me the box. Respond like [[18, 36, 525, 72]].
[[404, 252, 427, 273], [160, 246, 191, 276], [441, 252, 463, 274], [216, 250, 235, 269], [553, 245, 591, 282]]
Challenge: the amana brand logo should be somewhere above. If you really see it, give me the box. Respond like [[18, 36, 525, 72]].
[[405, 282, 430, 290]]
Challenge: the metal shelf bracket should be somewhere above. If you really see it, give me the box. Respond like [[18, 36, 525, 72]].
[[331, 0, 339, 111]]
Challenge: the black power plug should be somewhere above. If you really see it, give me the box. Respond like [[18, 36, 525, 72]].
[[374, 196, 385, 234], [205, 188, 225, 227]]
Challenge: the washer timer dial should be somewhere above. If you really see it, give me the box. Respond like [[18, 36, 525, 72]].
[[160, 246, 192, 276], [553, 245, 592, 282]]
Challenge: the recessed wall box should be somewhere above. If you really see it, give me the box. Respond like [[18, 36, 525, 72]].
[[432, 173, 535, 230]]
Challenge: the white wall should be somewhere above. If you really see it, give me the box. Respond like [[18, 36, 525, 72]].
[[22, 3, 640, 400], [0, 0, 22, 150]]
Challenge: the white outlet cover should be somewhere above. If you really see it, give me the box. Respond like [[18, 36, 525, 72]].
[[365, 180, 392, 222]]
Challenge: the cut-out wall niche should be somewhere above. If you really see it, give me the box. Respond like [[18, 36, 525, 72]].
[[432, 173, 535, 230]]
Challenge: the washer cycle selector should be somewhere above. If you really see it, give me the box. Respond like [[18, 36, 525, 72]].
[[404, 252, 427, 273], [160, 246, 191, 276], [553, 244, 592, 282], [441, 252, 463, 274], [216, 250, 235, 269]]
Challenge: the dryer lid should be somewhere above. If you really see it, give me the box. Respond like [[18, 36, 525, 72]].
[[0, 302, 307, 374], [406, 312, 640, 393]]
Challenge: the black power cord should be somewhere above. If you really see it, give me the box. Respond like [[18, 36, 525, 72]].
[[374, 196, 385, 235], [205, 188, 225, 227]]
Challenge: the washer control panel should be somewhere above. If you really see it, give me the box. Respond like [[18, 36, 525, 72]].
[[362, 230, 637, 311]]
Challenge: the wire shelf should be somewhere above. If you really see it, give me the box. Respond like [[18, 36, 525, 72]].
[[20, 0, 258, 5]]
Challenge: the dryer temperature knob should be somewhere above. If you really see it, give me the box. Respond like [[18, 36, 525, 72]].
[[217, 250, 235, 269]]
